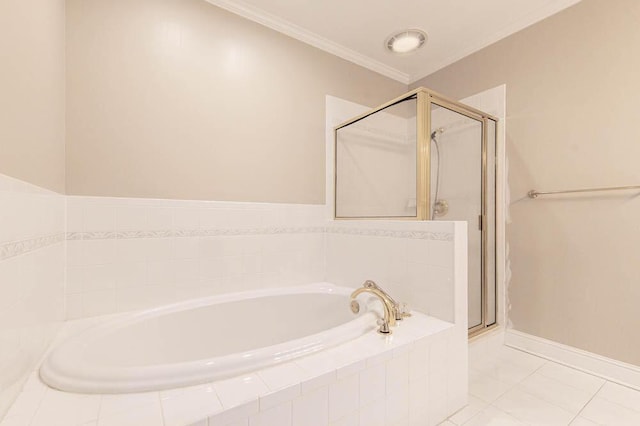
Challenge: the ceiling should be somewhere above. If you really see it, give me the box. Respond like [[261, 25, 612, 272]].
[[204, 0, 582, 84]]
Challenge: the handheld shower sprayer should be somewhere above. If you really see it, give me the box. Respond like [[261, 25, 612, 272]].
[[430, 127, 446, 219]]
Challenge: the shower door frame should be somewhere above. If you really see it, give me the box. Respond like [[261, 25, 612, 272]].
[[334, 87, 499, 336]]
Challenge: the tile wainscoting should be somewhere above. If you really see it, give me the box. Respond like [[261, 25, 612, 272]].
[[326, 222, 460, 325], [0, 174, 66, 419], [65, 196, 464, 325], [0, 179, 468, 424], [65, 196, 327, 318]]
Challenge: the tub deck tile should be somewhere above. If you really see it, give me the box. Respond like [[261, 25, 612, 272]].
[[257, 363, 306, 391], [161, 384, 222, 426], [259, 384, 300, 411], [100, 391, 158, 418], [213, 374, 269, 410], [1, 311, 460, 426], [97, 399, 163, 426], [208, 400, 257, 425]]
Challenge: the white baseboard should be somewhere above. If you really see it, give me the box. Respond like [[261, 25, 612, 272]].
[[505, 329, 640, 390]]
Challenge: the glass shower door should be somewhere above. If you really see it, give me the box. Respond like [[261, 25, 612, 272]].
[[430, 103, 485, 330]]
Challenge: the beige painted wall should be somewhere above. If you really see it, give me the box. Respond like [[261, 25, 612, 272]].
[[412, 0, 640, 365], [65, 0, 405, 203], [0, 0, 66, 193]]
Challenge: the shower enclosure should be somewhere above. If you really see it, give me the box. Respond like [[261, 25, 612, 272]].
[[334, 87, 498, 335]]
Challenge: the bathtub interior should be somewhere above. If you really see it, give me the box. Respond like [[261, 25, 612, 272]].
[[79, 292, 367, 367], [39, 285, 394, 394]]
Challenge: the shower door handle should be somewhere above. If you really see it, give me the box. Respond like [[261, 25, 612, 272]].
[[478, 215, 483, 231]]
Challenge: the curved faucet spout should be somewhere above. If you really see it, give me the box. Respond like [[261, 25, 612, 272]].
[[364, 280, 397, 305], [350, 286, 396, 333], [362, 280, 410, 321]]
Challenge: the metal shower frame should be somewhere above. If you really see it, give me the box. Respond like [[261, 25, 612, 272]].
[[333, 87, 499, 336]]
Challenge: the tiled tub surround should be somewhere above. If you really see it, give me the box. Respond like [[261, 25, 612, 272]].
[[0, 191, 468, 423], [327, 221, 460, 324], [65, 197, 326, 318], [0, 174, 65, 419], [1, 308, 460, 426], [64, 197, 466, 326]]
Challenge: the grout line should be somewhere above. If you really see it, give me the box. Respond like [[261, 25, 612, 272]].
[[26, 384, 49, 426], [535, 364, 606, 394], [466, 345, 640, 425], [495, 359, 550, 399], [157, 391, 166, 426], [458, 401, 501, 426], [95, 391, 105, 422], [472, 353, 582, 424], [506, 353, 614, 422], [586, 381, 640, 416], [599, 380, 640, 394], [289, 396, 294, 426], [571, 380, 607, 424]]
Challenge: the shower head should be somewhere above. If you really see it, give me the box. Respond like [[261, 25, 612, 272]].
[[430, 127, 445, 140]]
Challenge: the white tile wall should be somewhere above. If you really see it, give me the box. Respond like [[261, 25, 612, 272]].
[[64, 197, 326, 318], [326, 221, 457, 323], [0, 174, 65, 419], [1, 177, 468, 424], [64, 197, 465, 323]]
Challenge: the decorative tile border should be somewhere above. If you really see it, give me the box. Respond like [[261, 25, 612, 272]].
[[66, 226, 453, 241], [0, 226, 451, 259], [0, 233, 65, 261], [66, 227, 327, 240], [327, 226, 454, 241]]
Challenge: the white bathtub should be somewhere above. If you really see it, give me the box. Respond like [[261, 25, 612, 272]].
[[40, 283, 378, 394]]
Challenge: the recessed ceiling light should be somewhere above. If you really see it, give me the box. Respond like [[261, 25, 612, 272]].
[[385, 29, 427, 54]]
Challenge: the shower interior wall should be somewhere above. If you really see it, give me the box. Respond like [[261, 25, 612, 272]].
[[335, 101, 417, 218], [429, 106, 484, 328]]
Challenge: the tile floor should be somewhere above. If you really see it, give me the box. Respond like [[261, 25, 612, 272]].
[[443, 343, 640, 425]]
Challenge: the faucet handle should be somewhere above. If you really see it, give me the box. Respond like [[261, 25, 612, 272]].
[[397, 302, 412, 318]]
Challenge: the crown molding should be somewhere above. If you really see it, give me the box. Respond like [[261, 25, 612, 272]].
[[205, 0, 582, 86], [203, 0, 411, 85]]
